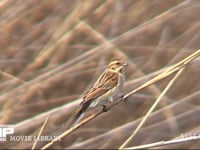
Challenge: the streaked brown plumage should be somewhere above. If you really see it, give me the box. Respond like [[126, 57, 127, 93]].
[[65, 59, 127, 128]]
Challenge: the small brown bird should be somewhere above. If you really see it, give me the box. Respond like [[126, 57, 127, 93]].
[[66, 59, 127, 128]]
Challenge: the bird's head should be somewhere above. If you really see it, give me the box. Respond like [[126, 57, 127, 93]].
[[108, 59, 128, 73]]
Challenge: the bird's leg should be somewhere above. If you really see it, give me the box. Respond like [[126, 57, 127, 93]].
[[102, 105, 109, 112]]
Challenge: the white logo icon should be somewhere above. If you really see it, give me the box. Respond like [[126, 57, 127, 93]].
[[0, 126, 14, 141]]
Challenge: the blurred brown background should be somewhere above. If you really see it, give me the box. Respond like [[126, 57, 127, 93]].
[[0, 0, 200, 149]]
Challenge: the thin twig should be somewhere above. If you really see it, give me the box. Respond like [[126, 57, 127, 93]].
[[32, 115, 50, 150], [123, 49, 200, 99], [41, 110, 104, 149], [0, 70, 25, 83], [124, 135, 200, 149], [119, 67, 185, 149]]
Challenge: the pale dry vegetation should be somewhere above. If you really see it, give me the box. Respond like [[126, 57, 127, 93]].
[[0, 0, 200, 149]]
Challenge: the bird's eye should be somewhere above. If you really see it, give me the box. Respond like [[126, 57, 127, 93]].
[[116, 62, 121, 65]]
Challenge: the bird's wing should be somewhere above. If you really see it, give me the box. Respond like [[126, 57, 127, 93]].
[[81, 70, 119, 105]]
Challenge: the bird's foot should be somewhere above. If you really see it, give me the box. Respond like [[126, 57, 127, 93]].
[[102, 105, 109, 112]]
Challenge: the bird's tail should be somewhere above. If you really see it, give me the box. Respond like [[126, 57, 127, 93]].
[[64, 102, 90, 128]]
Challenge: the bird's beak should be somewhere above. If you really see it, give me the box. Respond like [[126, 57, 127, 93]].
[[123, 61, 128, 66]]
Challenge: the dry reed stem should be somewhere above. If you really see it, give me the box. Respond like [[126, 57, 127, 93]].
[[125, 135, 200, 149], [119, 67, 185, 149], [124, 49, 200, 99], [0, 70, 25, 84], [32, 114, 49, 150]]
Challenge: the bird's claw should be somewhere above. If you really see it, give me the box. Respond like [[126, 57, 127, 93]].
[[102, 105, 109, 112]]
